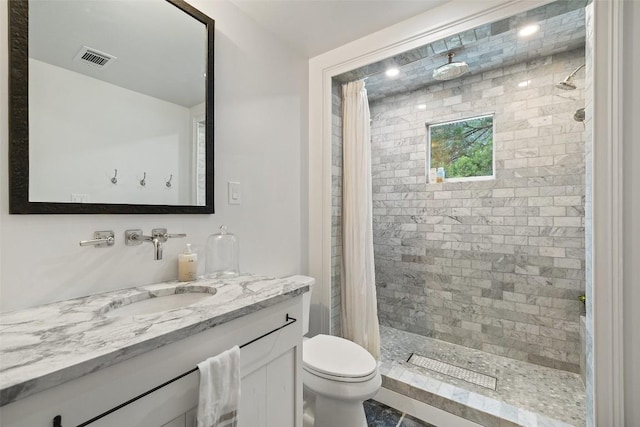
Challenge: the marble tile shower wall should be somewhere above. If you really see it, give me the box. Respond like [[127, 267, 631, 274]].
[[331, 80, 343, 337], [370, 48, 586, 373]]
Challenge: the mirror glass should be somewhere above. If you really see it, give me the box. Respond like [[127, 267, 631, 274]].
[[9, 0, 214, 214]]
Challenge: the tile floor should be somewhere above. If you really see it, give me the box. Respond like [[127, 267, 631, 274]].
[[365, 399, 435, 427], [379, 325, 586, 427]]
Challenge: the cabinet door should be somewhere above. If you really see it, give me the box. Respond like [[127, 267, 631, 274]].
[[265, 348, 296, 426], [239, 348, 297, 427]]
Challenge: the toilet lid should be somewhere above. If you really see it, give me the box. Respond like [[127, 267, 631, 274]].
[[303, 335, 377, 381]]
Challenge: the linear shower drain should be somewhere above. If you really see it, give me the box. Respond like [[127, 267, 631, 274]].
[[407, 353, 497, 390]]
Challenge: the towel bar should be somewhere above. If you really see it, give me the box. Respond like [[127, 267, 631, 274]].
[[53, 313, 297, 427]]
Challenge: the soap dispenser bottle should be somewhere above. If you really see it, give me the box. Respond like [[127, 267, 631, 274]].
[[205, 225, 239, 278], [178, 243, 198, 282]]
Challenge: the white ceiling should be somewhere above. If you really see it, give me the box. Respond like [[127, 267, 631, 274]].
[[230, 0, 449, 57], [30, 0, 207, 108], [29, 0, 447, 107]]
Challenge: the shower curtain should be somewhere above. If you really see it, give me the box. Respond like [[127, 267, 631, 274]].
[[341, 80, 381, 360]]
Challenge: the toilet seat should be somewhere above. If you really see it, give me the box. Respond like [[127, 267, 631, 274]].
[[303, 335, 377, 383]]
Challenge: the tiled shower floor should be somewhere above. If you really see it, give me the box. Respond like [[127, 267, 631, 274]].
[[379, 325, 586, 427]]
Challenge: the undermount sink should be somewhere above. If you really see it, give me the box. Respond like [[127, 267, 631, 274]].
[[102, 286, 217, 317]]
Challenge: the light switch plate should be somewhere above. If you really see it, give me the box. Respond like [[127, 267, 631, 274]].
[[228, 181, 241, 205]]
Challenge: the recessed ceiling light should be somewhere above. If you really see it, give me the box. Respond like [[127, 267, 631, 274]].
[[417, 104, 427, 110], [385, 68, 400, 78], [518, 80, 530, 88], [518, 24, 540, 37]]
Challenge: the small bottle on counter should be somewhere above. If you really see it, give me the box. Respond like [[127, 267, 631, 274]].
[[178, 243, 198, 281]]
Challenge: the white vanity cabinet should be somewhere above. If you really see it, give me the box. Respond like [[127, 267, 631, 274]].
[[0, 295, 304, 427]]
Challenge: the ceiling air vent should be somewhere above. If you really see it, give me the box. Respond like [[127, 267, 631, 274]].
[[73, 46, 117, 69]]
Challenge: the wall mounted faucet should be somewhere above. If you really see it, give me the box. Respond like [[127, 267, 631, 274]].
[[125, 228, 186, 260]]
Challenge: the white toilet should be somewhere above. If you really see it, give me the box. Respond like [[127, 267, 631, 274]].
[[301, 292, 381, 427]]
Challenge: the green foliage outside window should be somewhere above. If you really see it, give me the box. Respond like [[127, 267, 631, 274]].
[[429, 115, 494, 179]]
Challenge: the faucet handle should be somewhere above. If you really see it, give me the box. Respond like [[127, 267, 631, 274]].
[[166, 233, 187, 239], [79, 231, 115, 248], [151, 228, 186, 242]]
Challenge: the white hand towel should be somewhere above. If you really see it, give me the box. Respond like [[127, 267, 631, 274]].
[[197, 345, 241, 427]]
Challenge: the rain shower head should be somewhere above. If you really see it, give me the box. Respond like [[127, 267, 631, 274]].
[[433, 52, 469, 81], [555, 64, 585, 90]]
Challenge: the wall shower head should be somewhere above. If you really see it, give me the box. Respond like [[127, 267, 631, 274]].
[[555, 64, 585, 90], [433, 52, 469, 81], [556, 80, 577, 90]]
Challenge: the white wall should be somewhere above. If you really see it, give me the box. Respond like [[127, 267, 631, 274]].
[[29, 59, 188, 206], [623, 1, 640, 424], [0, 0, 308, 312]]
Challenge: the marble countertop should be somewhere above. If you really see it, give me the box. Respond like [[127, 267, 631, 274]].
[[0, 274, 313, 407]]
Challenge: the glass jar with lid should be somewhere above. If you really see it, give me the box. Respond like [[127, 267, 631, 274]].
[[205, 225, 239, 278]]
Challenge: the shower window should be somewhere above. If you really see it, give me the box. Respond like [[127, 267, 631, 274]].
[[427, 114, 494, 182]]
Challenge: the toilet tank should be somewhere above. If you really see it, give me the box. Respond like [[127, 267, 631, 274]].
[[286, 275, 314, 336]]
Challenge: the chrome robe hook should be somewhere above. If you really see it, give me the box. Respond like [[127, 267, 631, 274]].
[[140, 172, 146, 187], [166, 174, 173, 188], [111, 169, 118, 184]]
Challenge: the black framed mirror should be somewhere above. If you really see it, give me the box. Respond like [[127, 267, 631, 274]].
[[8, 0, 214, 214]]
